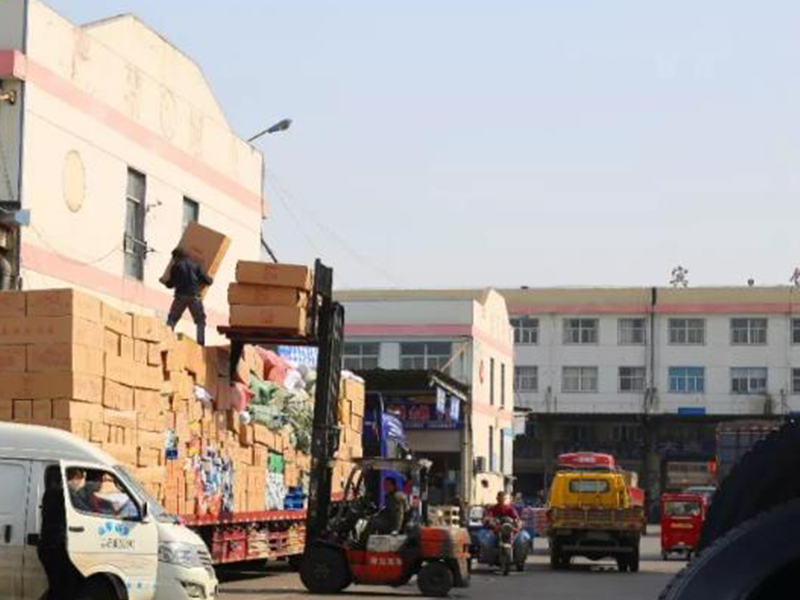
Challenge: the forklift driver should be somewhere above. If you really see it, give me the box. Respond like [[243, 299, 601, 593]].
[[363, 477, 409, 540]]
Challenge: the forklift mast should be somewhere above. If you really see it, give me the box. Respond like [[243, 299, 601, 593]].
[[305, 261, 345, 545]]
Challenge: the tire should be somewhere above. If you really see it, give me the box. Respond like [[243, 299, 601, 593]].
[[516, 559, 526, 573], [662, 551, 669, 561], [629, 547, 640, 573], [659, 498, 800, 600], [617, 556, 629, 573], [288, 554, 303, 572], [699, 420, 800, 551], [417, 561, 454, 598], [76, 579, 118, 600], [501, 546, 512, 576], [300, 546, 351, 594]]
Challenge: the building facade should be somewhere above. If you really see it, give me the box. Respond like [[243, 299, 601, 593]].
[[503, 286, 800, 513], [0, 1, 264, 340], [335, 289, 515, 505]]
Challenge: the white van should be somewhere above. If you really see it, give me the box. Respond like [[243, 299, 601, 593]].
[[0, 423, 218, 600]]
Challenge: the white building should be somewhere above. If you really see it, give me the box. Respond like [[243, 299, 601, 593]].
[[502, 286, 800, 509], [335, 288, 515, 506], [0, 1, 264, 341]]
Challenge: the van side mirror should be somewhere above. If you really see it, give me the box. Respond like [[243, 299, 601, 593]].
[[140, 502, 149, 521]]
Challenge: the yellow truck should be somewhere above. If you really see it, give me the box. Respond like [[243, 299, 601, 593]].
[[546, 453, 643, 572]]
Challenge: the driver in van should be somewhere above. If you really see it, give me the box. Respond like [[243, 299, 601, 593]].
[[39, 467, 82, 600], [80, 471, 118, 516]]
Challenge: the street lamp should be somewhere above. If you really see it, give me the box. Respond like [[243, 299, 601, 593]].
[[248, 118, 292, 143]]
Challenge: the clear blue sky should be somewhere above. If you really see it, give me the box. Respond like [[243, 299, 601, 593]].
[[48, 1, 800, 289]]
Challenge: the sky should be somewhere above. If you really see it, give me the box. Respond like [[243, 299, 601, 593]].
[[47, 1, 800, 289]]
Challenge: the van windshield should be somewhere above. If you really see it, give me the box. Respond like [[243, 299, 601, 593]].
[[568, 479, 611, 493], [114, 466, 178, 524]]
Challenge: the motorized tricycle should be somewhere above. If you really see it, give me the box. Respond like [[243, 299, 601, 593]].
[[661, 492, 706, 560], [474, 515, 530, 575]]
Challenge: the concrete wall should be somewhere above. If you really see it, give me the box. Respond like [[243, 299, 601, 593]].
[[3, 1, 264, 341]]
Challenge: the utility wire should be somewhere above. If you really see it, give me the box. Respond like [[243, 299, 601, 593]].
[[264, 169, 403, 287]]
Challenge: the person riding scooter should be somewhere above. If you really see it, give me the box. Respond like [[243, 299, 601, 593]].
[[480, 492, 529, 574]]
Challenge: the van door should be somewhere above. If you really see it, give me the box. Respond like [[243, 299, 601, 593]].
[[0, 460, 30, 600], [62, 464, 159, 600]]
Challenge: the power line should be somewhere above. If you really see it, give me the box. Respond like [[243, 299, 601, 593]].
[[264, 169, 403, 287]]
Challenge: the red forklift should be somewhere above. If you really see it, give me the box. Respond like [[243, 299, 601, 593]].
[[292, 262, 471, 596]]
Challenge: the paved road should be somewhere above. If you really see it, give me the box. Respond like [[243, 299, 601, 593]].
[[218, 529, 686, 600]]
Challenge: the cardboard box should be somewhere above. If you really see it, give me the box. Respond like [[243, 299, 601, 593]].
[[137, 364, 163, 391], [26, 289, 102, 324], [27, 344, 105, 376], [52, 399, 103, 422], [101, 303, 133, 336], [32, 399, 52, 421], [147, 343, 163, 367], [103, 443, 137, 466], [340, 379, 365, 403], [119, 336, 134, 360], [33, 372, 103, 403], [0, 292, 25, 318], [0, 317, 103, 347], [12, 399, 32, 421], [133, 340, 147, 365], [134, 389, 161, 415], [229, 306, 307, 334], [0, 346, 25, 372], [103, 379, 134, 411], [104, 330, 120, 356], [105, 355, 139, 388], [160, 222, 231, 299], [103, 408, 137, 429], [235, 262, 312, 290], [133, 315, 163, 342], [227, 284, 309, 307], [0, 397, 11, 421]]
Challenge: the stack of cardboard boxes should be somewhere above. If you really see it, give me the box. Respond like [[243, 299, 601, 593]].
[[331, 377, 365, 495], [0, 287, 364, 517], [228, 262, 311, 334]]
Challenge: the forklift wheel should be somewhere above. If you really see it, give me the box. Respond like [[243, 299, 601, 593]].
[[288, 555, 304, 572], [417, 562, 454, 598], [300, 546, 351, 594]]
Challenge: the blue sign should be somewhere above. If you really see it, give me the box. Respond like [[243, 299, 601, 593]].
[[277, 346, 318, 368], [678, 407, 707, 416]]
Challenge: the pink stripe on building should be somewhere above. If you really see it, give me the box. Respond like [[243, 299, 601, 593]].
[[344, 324, 473, 337]]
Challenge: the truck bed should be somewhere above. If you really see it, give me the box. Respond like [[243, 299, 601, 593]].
[[549, 506, 644, 532]]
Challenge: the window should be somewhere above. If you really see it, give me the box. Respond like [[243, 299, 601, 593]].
[[514, 366, 538, 392], [669, 318, 705, 345], [124, 169, 147, 280], [731, 318, 767, 345], [618, 318, 646, 345], [618, 367, 646, 393], [343, 342, 379, 371], [612, 424, 642, 443], [793, 369, 800, 394], [793, 319, 800, 345], [568, 479, 611, 494], [563, 319, 598, 344], [489, 426, 495, 472], [731, 368, 767, 395], [399, 342, 452, 370], [67, 467, 140, 520], [664, 501, 702, 517], [510, 317, 539, 345], [500, 363, 506, 408], [490, 358, 495, 405], [182, 197, 199, 231], [562, 367, 598, 393], [668, 367, 705, 393]]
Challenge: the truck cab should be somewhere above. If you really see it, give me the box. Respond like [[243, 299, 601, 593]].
[[0, 423, 217, 600]]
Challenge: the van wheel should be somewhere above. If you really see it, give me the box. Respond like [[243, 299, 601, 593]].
[[76, 579, 118, 600], [617, 556, 629, 573], [417, 561, 454, 597]]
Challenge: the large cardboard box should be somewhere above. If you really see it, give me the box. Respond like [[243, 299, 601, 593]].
[[52, 400, 103, 422], [229, 306, 307, 334], [160, 222, 231, 298], [0, 317, 104, 348], [33, 372, 103, 403], [0, 292, 25, 317], [340, 379, 365, 403], [26, 289, 102, 324], [102, 303, 133, 337], [227, 284, 309, 307], [103, 379, 134, 411], [235, 262, 312, 290], [105, 355, 139, 388], [27, 344, 105, 377], [0, 346, 25, 371], [133, 315, 164, 343]]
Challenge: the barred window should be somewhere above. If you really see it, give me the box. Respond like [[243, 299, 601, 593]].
[[510, 317, 539, 345], [563, 319, 598, 345], [731, 318, 767, 345], [562, 367, 598, 393], [669, 319, 705, 345]]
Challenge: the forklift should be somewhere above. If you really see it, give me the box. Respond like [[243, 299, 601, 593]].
[[296, 261, 471, 597]]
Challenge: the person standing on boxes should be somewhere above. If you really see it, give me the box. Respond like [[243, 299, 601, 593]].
[[163, 248, 213, 345]]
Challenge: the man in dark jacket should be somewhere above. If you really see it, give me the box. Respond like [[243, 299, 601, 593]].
[[163, 248, 213, 345], [39, 467, 82, 600]]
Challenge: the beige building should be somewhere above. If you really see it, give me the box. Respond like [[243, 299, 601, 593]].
[[335, 288, 515, 505], [0, 1, 264, 340]]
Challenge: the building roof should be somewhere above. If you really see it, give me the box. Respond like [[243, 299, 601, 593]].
[[335, 288, 487, 303], [357, 369, 470, 399]]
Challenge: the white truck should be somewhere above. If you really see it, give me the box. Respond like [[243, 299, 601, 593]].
[[0, 423, 218, 600]]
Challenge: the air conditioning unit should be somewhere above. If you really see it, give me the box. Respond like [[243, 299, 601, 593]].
[[474, 456, 487, 473]]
